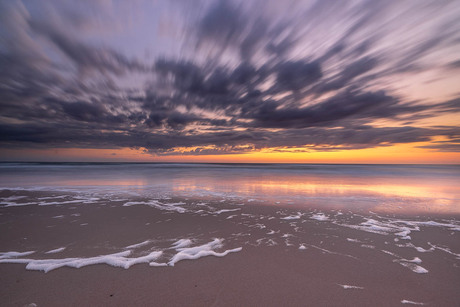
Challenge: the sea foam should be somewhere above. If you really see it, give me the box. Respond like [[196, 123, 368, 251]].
[[168, 238, 242, 266], [45, 247, 66, 254], [123, 200, 186, 213], [0, 250, 163, 273], [310, 213, 329, 221]]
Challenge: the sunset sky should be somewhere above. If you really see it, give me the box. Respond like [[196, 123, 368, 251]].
[[1, 0, 459, 163]]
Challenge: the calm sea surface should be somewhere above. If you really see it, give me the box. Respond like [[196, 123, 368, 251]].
[[1, 163, 459, 214]]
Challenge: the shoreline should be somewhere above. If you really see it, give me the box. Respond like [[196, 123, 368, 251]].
[[1, 189, 459, 306]]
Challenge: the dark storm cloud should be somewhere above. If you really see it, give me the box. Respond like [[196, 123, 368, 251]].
[[315, 57, 378, 94], [1, 0, 459, 156], [243, 90, 402, 128], [155, 60, 205, 93], [417, 141, 460, 152], [275, 61, 322, 92], [3, 117, 459, 156], [61, 101, 130, 124]]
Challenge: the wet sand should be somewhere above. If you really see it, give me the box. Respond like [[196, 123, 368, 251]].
[[1, 189, 459, 306]]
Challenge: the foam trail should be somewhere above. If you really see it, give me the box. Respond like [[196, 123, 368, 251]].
[[309, 245, 359, 260], [281, 212, 303, 220], [37, 195, 67, 200], [0, 251, 35, 259], [39, 200, 85, 206], [168, 238, 242, 266], [428, 243, 460, 259], [338, 284, 364, 289], [397, 261, 428, 274], [311, 213, 329, 221], [346, 238, 362, 243], [149, 262, 168, 267], [0, 250, 163, 273], [397, 257, 422, 264], [45, 247, 66, 254], [1, 195, 26, 201], [172, 239, 193, 249], [401, 300, 425, 305], [123, 200, 186, 213], [404, 243, 435, 253], [125, 240, 150, 249], [214, 208, 241, 214], [3, 201, 37, 207]]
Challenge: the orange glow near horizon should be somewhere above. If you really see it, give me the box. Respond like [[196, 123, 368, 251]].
[[1, 141, 459, 164]]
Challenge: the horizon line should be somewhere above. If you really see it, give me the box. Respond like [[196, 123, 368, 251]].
[[1, 161, 459, 166]]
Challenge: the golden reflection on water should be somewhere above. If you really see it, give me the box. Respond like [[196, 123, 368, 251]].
[[170, 175, 460, 214], [13, 169, 458, 214], [62, 179, 148, 186]]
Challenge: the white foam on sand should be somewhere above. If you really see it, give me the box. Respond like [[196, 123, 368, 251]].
[[339, 216, 460, 242], [395, 260, 428, 274], [407, 220, 460, 231], [299, 244, 307, 250], [404, 243, 435, 253], [346, 238, 362, 243], [398, 257, 422, 264], [37, 195, 67, 200], [0, 237, 244, 272], [1, 195, 27, 201], [214, 208, 241, 214], [309, 245, 359, 260], [1, 194, 104, 207], [338, 218, 417, 239], [382, 249, 429, 273], [401, 300, 425, 305], [45, 247, 66, 254], [39, 200, 85, 206], [428, 243, 460, 259], [171, 239, 193, 249], [149, 262, 168, 267], [338, 284, 364, 289], [0, 251, 35, 259], [3, 201, 37, 207], [125, 240, 150, 249], [0, 250, 163, 273], [281, 212, 303, 220], [168, 238, 242, 266], [311, 213, 329, 221], [123, 200, 186, 213]]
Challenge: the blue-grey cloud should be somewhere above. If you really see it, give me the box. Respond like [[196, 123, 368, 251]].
[[1, 0, 459, 156]]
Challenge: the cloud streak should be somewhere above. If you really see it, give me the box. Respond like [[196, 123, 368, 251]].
[[1, 0, 459, 157]]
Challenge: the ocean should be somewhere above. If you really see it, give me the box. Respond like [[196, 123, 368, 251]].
[[1, 163, 459, 214]]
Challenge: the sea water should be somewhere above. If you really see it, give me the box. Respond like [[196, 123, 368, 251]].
[[0, 163, 459, 214]]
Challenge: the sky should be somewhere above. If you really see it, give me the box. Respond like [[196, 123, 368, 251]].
[[0, 0, 459, 163]]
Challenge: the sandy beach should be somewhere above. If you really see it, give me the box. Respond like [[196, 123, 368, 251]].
[[1, 187, 459, 306]]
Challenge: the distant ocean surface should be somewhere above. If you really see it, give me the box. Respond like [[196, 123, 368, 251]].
[[1, 163, 459, 214]]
